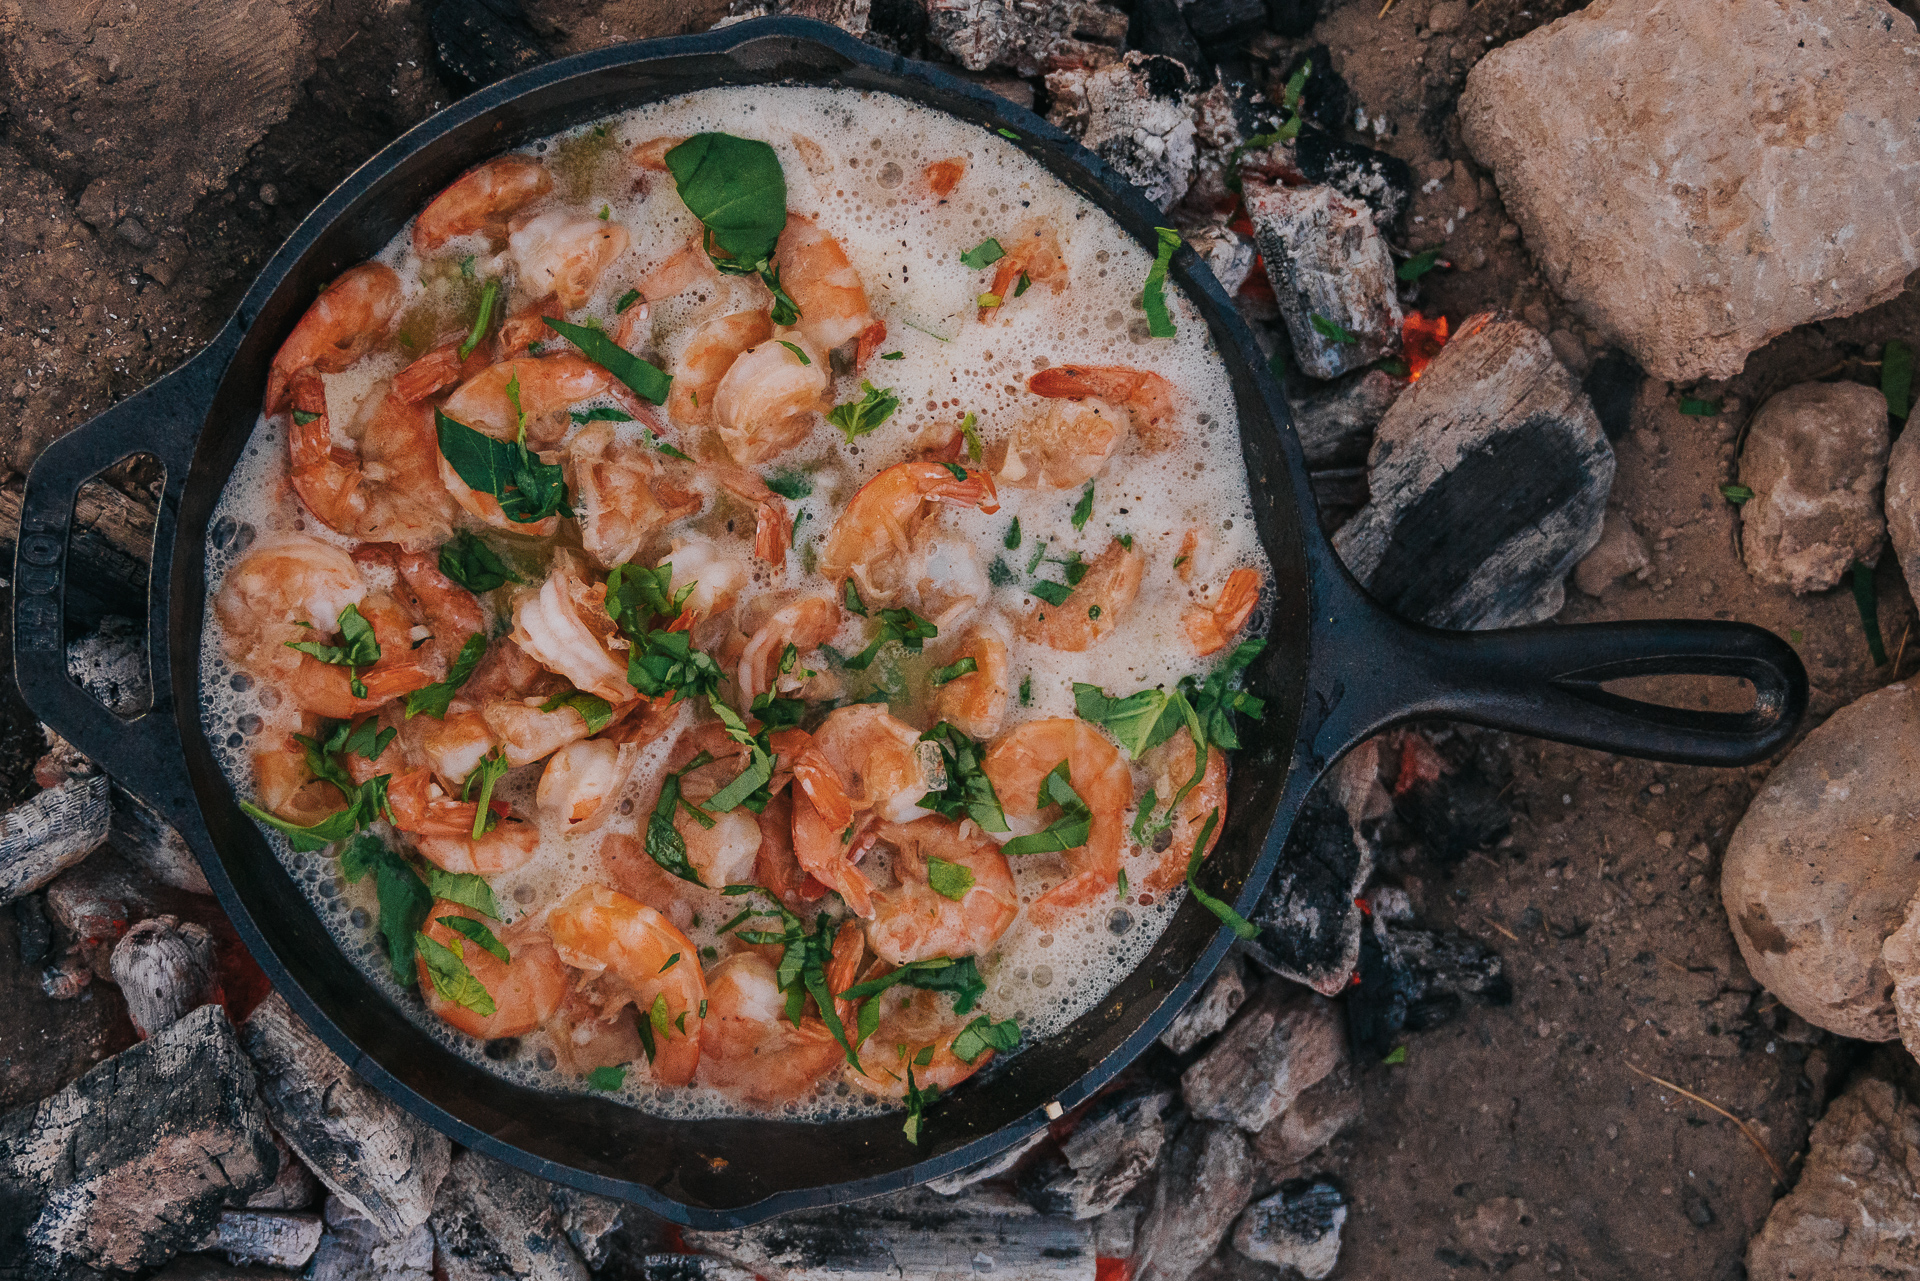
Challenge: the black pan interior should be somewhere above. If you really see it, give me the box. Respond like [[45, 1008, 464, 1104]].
[[169, 21, 1316, 1223]]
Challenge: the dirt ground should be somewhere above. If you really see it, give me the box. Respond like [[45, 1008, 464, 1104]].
[[2, 1, 1917, 1277]]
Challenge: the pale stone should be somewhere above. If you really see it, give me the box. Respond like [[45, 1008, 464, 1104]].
[[1737, 381, 1889, 594], [1884, 417, 1920, 605]]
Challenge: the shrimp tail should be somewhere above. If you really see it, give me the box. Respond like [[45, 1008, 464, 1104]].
[[754, 499, 792, 565]]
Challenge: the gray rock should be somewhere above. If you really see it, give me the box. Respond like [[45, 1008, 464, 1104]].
[[0, 1004, 279, 1278], [431, 1148, 589, 1281], [1737, 381, 1890, 594], [1161, 952, 1250, 1055], [1244, 180, 1404, 381], [1887, 413, 1920, 607], [1289, 369, 1403, 469], [1334, 313, 1614, 629], [308, 1196, 434, 1281], [1747, 1073, 1920, 1280], [1250, 1068, 1362, 1178], [1020, 1085, 1175, 1219], [1182, 982, 1346, 1133], [1571, 509, 1651, 596], [1133, 1122, 1254, 1281], [246, 1130, 322, 1211], [1231, 1178, 1347, 1279], [203, 1208, 323, 1270], [1723, 683, 1920, 1041], [924, 0, 1129, 77], [1045, 54, 1198, 212]]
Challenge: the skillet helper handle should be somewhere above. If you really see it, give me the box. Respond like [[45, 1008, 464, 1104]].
[[12, 324, 238, 820], [1310, 605, 1808, 769]]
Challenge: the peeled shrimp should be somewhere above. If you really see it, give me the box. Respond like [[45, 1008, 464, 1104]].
[[1184, 568, 1261, 657], [671, 726, 774, 889], [507, 210, 628, 310], [922, 157, 966, 198], [772, 213, 885, 362], [669, 311, 773, 426], [846, 983, 994, 1101], [711, 336, 829, 466], [443, 354, 622, 450], [820, 461, 999, 607], [389, 768, 541, 874], [791, 780, 873, 918], [904, 534, 990, 632], [547, 885, 708, 1087], [982, 717, 1131, 926], [393, 342, 491, 404], [931, 624, 1010, 740], [697, 923, 864, 1103], [509, 551, 632, 703], [661, 537, 751, 622], [629, 136, 686, 172], [417, 903, 569, 1040], [993, 397, 1127, 490], [1019, 537, 1144, 653], [535, 697, 682, 832], [565, 420, 702, 570], [812, 704, 941, 825], [750, 790, 830, 908], [357, 542, 487, 673], [981, 221, 1067, 322], [738, 595, 841, 703], [865, 818, 1018, 965], [251, 718, 348, 827], [496, 294, 565, 362], [412, 155, 553, 255], [215, 536, 366, 643], [413, 711, 496, 790], [287, 377, 459, 551], [266, 263, 402, 414], [1028, 365, 1177, 450], [1139, 727, 1227, 894]]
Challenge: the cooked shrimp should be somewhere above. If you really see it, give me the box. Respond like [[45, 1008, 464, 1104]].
[[672, 729, 771, 889], [981, 222, 1067, 322], [413, 711, 496, 789], [389, 768, 540, 874], [1185, 568, 1261, 657], [669, 311, 773, 426], [413, 155, 553, 255], [755, 499, 792, 566], [547, 885, 707, 1087], [509, 551, 632, 703], [820, 461, 999, 606], [992, 397, 1127, 490], [1019, 537, 1144, 653], [442, 353, 621, 450], [251, 718, 347, 826], [507, 210, 628, 310], [1139, 726, 1227, 894], [535, 697, 682, 831], [1175, 527, 1210, 584], [358, 542, 487, 672], [931, 624, 1010, 740], [215, 536, 366, 644], [632, 239, 720, 304], [496, 294, 564, 361], [565, 420, 702, 570], [813, 704, 941, 824], [846, 984, 994, 1100], [748, 790, 830, 908], [982, 717, 1131, 926], [905, 534, 990, 632], [1028, 365, 1177, 450], [393, 342, 492, 404], [711, 336, 829, 466], [413, 821, 542, 878], [923, 157, 966, 198], [791, 783, 874, 918], [865, 818, 1018, 964], [287, 377, 459, 551], [266, 263, 402, 414], [738, 595, 841, 703], [773, 213, 885, 361], [630, 136, 686, 171], [417, 903, 569, 1040], [696, 952, 848, 1103], [661, 537, 751, 622]]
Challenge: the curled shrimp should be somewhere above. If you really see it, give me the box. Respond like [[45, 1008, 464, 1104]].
[[983, 717, 1131, 927], [216, 535, 366, 644], [357, 542, 487, 673], [1185, 568, 1261, 657], [286, 377, 459, 551], [509, 551, 632, 703], [662, 537, 751, 622], [981, 221, 1067, 322], [417, 903, 569, 1040], [992, 397, 1127, 490], [1020, 537, 1144, 653], [1029, 364, 1177, 450], [697, 922, 864, 1103], [711, 336, 830, 466], [773, 213, 886, 362], [252, 716, 347, 826], [393, 342, 491, 404], [389, 768, 540, 874], [443, 354, 622, 450], [739, 595, 842, 703], [630, 136, 686, 171], [413, 155, 553, 255], [669, 311, 773, 426], [932, 624, 1010, 740], [846, 983, 994, 1101], [266, 263, 402, 414], [905, 533, 991, 632], [507, 210, 628, 310], [813, 704, 942, 824], [547, 885, 708, 1087], [1139, 727, 1227, 894], [411, 711, 496, 790], [535, 697, 682, 832], [663, 723, 768, 889], [865, 818, 1018, 965], [820, 461, 999, 606], [565, 420, 702, 570]]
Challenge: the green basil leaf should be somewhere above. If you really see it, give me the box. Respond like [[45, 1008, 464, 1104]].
[[586, 1064, 627, 1090], [240, 774, 392, 854], [663, 133, 790, 269], [1072, 683, 1188, 759], [439, 914, 510, 963], [846, 607, 937, 671], [839, 955, 987, 1015], [1310, 313, 1359, 345], [339, 833, 433, 983], [542, 316, 671, 405], [462, 752, 509, 839], [776, 339, 811, 365], [615, 288, 642, 313], [951, 1014, 1020, 1064], [1142, 226, 1180, 339], [285, 602, 381, 668], [765, 470, 813, 500], [929, 657, 978, 686], [570, 406, 635, 424], [960, 238, 1005, 269], [1002, 761, 1092, 857], [405, 632, 489, 720], [340, 720, 396, 762], [1029, 580, 1074, 607], [1179, 639, 1267, 752], [416, 931, 497, 1015], [927, 857, 975, 901], [917, 722, 1009, 833], [539, 689, 615, 735], [826, 381, 900, 443], [435, 410, 573, 524], [1396, 248, 1443, 282], [843, 578, 869, 617], [644, 769, 706, 887], [1071, 482, 1095, 531], [1185, 809, 1257, 939], [458, 279, 500, 361], [704, 746, 773, 813], [423, 865, 503, 920], [438, 531, 520, 593]]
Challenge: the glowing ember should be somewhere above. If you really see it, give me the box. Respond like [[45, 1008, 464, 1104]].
[[1402, 311, 1450, 380]]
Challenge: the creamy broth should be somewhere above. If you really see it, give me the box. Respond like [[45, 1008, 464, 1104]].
[[201, 86, 1272, 1121]]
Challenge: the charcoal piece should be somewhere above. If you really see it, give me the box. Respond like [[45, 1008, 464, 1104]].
[[1046, 53, 1199, 211], [1290, 368, 1402, 468], [1242, 787, 1372, 996], [66, 615, 150, 717], [1245, 180, 1403, 380], [1231, 1179, 1347, 1279], [1130, 0, 1205, 70], [431, 1148, 589, 1281], [1293, 129, 1414, 227], [1184, 0, 1267, 45], [307, 1196, 434, 1281], [246, 1130, 322, 1211], [868, 0, 932, 56], [1250, 1068, 1362, 1177], [1265, 0, 1320, 38], [0, 1004, 279, 1278], [552, 1185, 624, 1271], [109, 783, 210, 895], [203, 1209, 324, 1270], [632, 1259, 759, 1281], [1332, 314, 1614, 629], [1133, 1122, 1253, 1281], [927, 1127, 1049, 1195], [1161, 951, 1249, 1055], [926, 0, 1130, 78], [430, 0, 549, 96], [1348, 919, 1511, 1060], [0, 773, 111, 907], [12, 892, 52, 966], [1279, 47, 1351, 133], [1182, 982, 1346, 1132], [1019, 1086, 1174, 1219], [44, 847, 165, 984], [109, 912, 219, 1038], [1582, 348, 1643, 442], [1392, 751, 1511, 863], [1309, 468, 1369, 535]]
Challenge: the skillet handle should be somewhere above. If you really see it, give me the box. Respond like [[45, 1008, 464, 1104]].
[[1306, 577, 1809, 769], [12, 324, 239, 824]]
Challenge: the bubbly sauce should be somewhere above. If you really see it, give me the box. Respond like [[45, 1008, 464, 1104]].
[[201, 86, 1272, 1122]]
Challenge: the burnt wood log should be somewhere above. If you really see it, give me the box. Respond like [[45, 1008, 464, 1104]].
[[202, 1209, 324, 1270], [1290, 368, 1403, 469], [1132, 1121, 1253, 1281], [1230, 1178, 1347, 1279], [1129, 0, 1204, 70], [109, 914, 220, 1038], [1245, 180, 1403, 381], [926, 1126, 1049, 1195], [1182, 0, 1266, 46], [1333, 314, 1614, 630], [1160, 951, 1249, 1055], [1182, 982, 1346, 1133], [1348, 918, 1512, 1060], [1242, 787, 1372, 995], [0, 477, 155, 628], [307, 1196, 434, 1281], [110, 783, 212, 895], [1265, 0, 1319, 38], [0, 1004, 279, 1279], [1019, 1085, 1174, 1219], [552, 1185, 624, 1271], [1294, 130, 1413, 226], [1046, 54, 1198, 212], [629, 1259, 759, 1281], [0, 774, 111, 907], [246, 1130, 322, 1211], [241, 993, 451, 1239], [924, 0, 1129, 77], [1250, 1067, 1362, 1179], [432, 1148, 589, 1281], [66, 615, 150, 718]]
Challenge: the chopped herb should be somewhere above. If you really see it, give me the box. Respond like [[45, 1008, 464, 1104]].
[[926, 857, 975, 902], [844, 578, 869, 617], [1885, 339, 1913, 419], [903, 1063, 936, 1144], [285, 602, 380, 670], [880, 350, 904, 360], [1118, 868, 1129, 899], [1678, 396, 1722, 416], [1310, 313, 1359, 345], [846, 607, 938, 670], [599, 204, 611, 220], [1025, 540, 1047, 575], [997, 128, 1020, 139], [543, 316, 672, 404], [1001, 761, 1093, 857], [649, 993, 671, 1045], [338, 834, 431, 981], [950, 1015, 1020, 1064], [242, 773, 392, 854], [1174, 554, 1190, 568], [959, 411, 983, 462], [840, 955, 988, 1015], [732, 898, 858, 1059], [1005, 518, 1022, 550], [960, 239, 1005, 269], [1029, 580, 1075, 607], [1071, 482, 1095, 531], [1396, 248, 1443, 282], [1118, 534, 1133, 551], [1013, 272, 1031, 298], [976, 292, 1003, 308], [616, 288, 642, 313], [902, 319, 953, 343], [462, 752, 508, 840], [646, 755, 717, 887], [938, 460, 969, 482], [660, 952, 681, 973], [415, 930, 496, 1015], [1852, 561, 1888, 665], [1019, 675, 1032, 705], [988, 556, 1016, 587], [1184, 809, 1257, 939], [291, 409, 320, 426], [762, 472, 814, 505], [1142, 226, 1181, 339], [458, 279, 500, 360], [826, 381, 901, 443], [439, 914, 509, 963], [930, 657, 978, 685], [1383, 1045, 1408, 1065], [422, 865, 502, 920], [571, 406, 635, 424], [539, 689, 615, 734], [1130, 786, 1164, 847], [438, 530, 520, 593], [624, 627, 726, 706], [663, 133, 802, 325], [918, 721, 1010, 833], [586, 1065, 627, 1090], [1072, 682, 1188, 759], [777, 339, 811, 365], [1720, 483, 1754, 504], [436, 409, 572, 524], [459, 255, 476, 280]]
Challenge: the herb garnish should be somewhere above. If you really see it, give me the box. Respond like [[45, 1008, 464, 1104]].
[[827, 381, 901, 443], [766, 470, 814, 500], [337, 835, 432, 980], [539, 689, 615, 734], [777, 339, 811, 365], [663, 133, 803, 325], [405, 632, 486, 719], [951, 1015, 1020, 1064], [845, 606, 937, 670], [927, 857, 975, 901], [416, 930, 496, 1015], [1142, 227, 1181, 339], [644, 751, 716, 886], [438, 530, 520, 593], [729, 892, 857, 1060], [1396, 248, 1443, 282], [960, 239, 1005, 269], [439, 913, 509, 963], [586, 1065, 627, 1090], [929, 657, 978, 685], [459, 279, 500, 361], [462, 751, 508, 839], [1310, 313, 1359, 345], [285, 602, 380, 698], [1071, 482, 1095, 531], [240, 773, 392, 852], [917, 722, 1009, 833], [1001, 761, 1093, 856], [542, 317, 671, 404], [436, 409, 573, 524]]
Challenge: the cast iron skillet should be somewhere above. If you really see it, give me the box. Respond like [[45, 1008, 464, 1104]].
[[12, 18, 1805, 1227]]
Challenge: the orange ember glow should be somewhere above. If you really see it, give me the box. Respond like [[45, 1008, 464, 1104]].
[[1402, 311, 1450, 380]]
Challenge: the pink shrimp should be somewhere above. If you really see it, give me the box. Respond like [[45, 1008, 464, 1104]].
[[992, 397, 1128, 490], [695, 945, 855, 1104], [931, 625, 1011, 740], [356, 542, 487, 673], [417, 903, 569, 1041], [711, 336, 830, 466], [388, 768, 539, 874], [547, 885, 708, 1087], [285, 375, 459, 551], [820, 461, 999, 606], [738, 596, 842, 703], [980, 221, 1067, 322], [1139, 727, 1228, 894], [392, 342, 493, 404], [508, 550, 632, 703], [1019, 537, 1144, 653], [922, 157, 966, 198], [1184, 568, 1261, 657], [669, 311, 773, 426], [412, 155, 553, 255], [1028, 364, 1177, 450], [442, 353, 624, 449], [535, 697, 682, 832], [507, 210, 628, 310], [812, 704, 940, 824], [251, 716, 349, 828], [773, 213, 886, 362], [265, 263, 403, 414], [846, 982, 996, 1101], [565, 420, 702, 570], [982, 718, 1132, 927], [630, 136, 686, 171], [496, 294, 565, 362], [865, 818, 1019, 965]]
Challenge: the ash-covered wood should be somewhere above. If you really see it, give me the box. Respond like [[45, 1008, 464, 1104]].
[[0, 476, 156, 626], [1290, 368, 1402, 469], [1183, 0, 1266, 44], [552, 1185, 625, 1271], [1244, 180, 1403, 380], [686, 1186, 1095, 1281], [1242, 788, 1372, 996], [1348, 918, 1511, 1060], [1130, 0, 1204, 69], [926, 1126, 1049, 1195], [1333, 314, 1613, 629], [1294, 131, 1412, 226], [202, 1208, 324, 1270], [1133, 1121, 1252, 1281], [431, 1148, 590, 1281], [1160, 951, 1249, 1055], [247, 1130, 322, 1211], [1046, 53, 1198, 211], [65, 615, 151, 717], [1230, 1178, 1347, 1279], [924, 0, 1129, 77], [0, 1003, 279, 1278], [42, 847, 165, 992], [1019, 1084, 1175, 1219], [1182, 982, 1346, 1133], [307, 1195, 434, 1281], [0, 773, 110, 907], [1250, 1066, 1361, 1178], [109, 914, 218, 1038], [109, 783, 211, 896], [628, 1258, 759, 1281], [241, 993, 451, 1240]]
